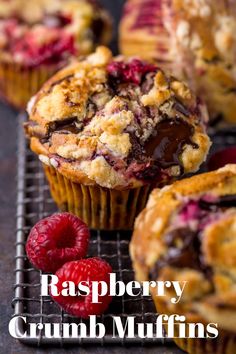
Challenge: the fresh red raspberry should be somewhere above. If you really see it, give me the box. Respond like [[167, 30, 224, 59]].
[[51, 258, 112, 318], [26, 213, 90, 273]]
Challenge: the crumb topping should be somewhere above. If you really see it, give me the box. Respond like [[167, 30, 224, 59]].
[[25, 46, 211, 189]]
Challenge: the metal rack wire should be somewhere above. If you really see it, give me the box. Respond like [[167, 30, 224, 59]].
[[12, 114, 236, 346]]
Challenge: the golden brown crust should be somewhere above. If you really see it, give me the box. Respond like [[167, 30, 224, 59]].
[[130, 165, 236, 332]]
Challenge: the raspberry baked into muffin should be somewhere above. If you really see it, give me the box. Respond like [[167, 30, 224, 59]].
[[0, 0, 111, 108], [119, 0, 236, 123], [131, 165, 236, 353], [25, 46, 211, 230]]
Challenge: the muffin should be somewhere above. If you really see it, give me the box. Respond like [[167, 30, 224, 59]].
[[0, 0, 111, 109], [119, 0, 236, 123], [131, 165, 236, 353], [25, 46, 211, 230]]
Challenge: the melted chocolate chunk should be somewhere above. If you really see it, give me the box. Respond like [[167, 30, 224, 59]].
[[141, 72, 156, 94], [54, 154, 75, 164], [149, 227, 211, 281], [227, 87, 236, 94], [91, 18, 105, 43], [145, 118, 198, 171], [199, 194, 236, 210], [174, 100, 190, 117], [48, 117, 81, 135], [128, 133, 145, 160], [38, 117, 81, 144]]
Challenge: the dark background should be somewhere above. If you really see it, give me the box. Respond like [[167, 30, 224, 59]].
[[0, 1, 183, 353]]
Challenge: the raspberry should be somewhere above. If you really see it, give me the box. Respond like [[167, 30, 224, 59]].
[[26, 213, 90, 273], [51, 258, 112, 318], [107, 59, 157, 85]]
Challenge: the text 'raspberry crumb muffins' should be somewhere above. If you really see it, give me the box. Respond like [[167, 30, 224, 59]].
[[131, 165, 236, 353], [0, 0, 111, 109], [119, 0, 236, 123], [25, 46, 211, 230]]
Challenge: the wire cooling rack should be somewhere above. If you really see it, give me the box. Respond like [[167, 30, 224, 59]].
[[12, 114, 236, 346], [13, 115, 172, 346]]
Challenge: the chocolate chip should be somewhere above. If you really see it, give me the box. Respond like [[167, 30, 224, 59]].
[[149, 227, 211, 281], [144, 118, 198, 171], [174, 100, 190, 117], [48, 117, 81, 135]]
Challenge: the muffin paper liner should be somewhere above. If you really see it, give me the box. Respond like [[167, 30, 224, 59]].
[[0, 61, 59, 109], [152, 296, 236, 354], [43, 164, 152, 230]]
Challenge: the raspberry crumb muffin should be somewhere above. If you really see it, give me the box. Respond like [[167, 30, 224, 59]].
[[0, 0, 111, 109], [119, 0, 236, 123], [25, 46, 211, 230], [131, 165, 236, 353]]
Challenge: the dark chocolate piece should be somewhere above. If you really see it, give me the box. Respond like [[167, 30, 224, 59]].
[[174, 100, 190, 117], [37, 117, 81, 144], [145, 118, 198, 170], [149, 227, 211, 281], [200, 194, 236, 210], [91, 18, 105, 43], [48, 117, 81, 135]]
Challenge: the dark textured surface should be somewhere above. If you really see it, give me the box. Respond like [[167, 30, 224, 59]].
[[0, 0, 183, 352]]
